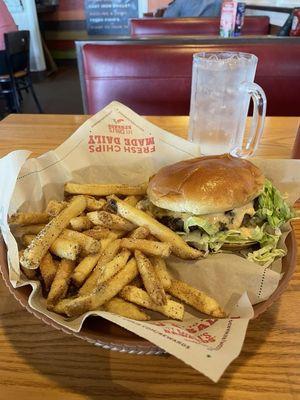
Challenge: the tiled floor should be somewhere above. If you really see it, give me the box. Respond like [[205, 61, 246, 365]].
[[0, 65, 83, 118]]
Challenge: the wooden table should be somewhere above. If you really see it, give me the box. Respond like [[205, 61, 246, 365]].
[[0, 114, 299, 400]]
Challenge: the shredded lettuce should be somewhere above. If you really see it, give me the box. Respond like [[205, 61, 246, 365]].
[[184, 216, 219, 236], [184, 226, 264, 254], [255, 179, 294, 228], [184, 223, 287, 267], [246, 229, 286, 266], [179, 180, 292, 267]]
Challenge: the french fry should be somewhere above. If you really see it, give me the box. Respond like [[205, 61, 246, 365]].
[[23, 234, 81, 261], [40, 252, 58, 291], [86, 196, 106, 211], [124, 195, 142, 207], [100, 237, 113, 250], [62, 258, 138, 317], [97, 249, 131, 285], [11, 224, 45, 237], [134, 250, 166, 306], [167, 279, 226, 318], [9, 212, 49, 226], [121, 238, 171, 258], [64, 182, 147, 196], [87, 211, 135, 231], [20, 196, 86, 269], [19, 251, 37, 280], [82, 227, 111, 240], [151, 257, 171, 290], [60, 229, 100, 255], [22, 234, 36, 247], [120, 285, 184, 320], [108, 195, 203, 260], [72, 252, 101, 287], [54, 294, 94, 316], [21, 266, 37, 280], [103, 297, 150, 321], [47, 259, 75, 309], [108, 230, 127, 239], [129, 226, 149, 239], [50, 238, 81, 260], [46, 200, 67, 217], [79, 239, 121, 295], [70, 216, 93, 231]]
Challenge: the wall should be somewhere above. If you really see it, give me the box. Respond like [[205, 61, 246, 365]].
[[40, 0, 148, 59]]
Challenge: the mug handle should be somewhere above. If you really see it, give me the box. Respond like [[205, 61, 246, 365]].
[[231, 82, 267, 158]]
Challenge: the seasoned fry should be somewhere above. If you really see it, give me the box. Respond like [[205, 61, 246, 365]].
[[97, 249, 130, 285], [103, 297, 150, 321], [22, 234, 36, 247], [82, 227, 111, 240], [12, 224, 45, 237], [100, 237, 113, 250], [60, 229, 100, 255], [50, 238, 81, 260], [123, 195, 142, 207], [134, 250, 166, 306], [40, 252, 58, 291], [108, 196, 203, 260], [46, 200, 67, 217], [121, 238, 171, 258], [83, 229, 122, 242], [9, 212, 49, 226], [70, 216, 93, 231], [21, 267, 37, 280], [120, 285, 184, 320], [64, 182, 147, 196], [79, 239, 121, 295], [151, 257, 171, 290], [23, 234, 81, 261], [87, 211, 135, 231], [62, 258, 138, 317], [20, 196, 86, 269], [86, 196, 106, 211], [129, 226, 149, 239], [167, 279, 226, 318], [19, 251, 37, 280], [47, 259, 75, 309], [72, 252, 101, 287], [53, 294, 93, 316]]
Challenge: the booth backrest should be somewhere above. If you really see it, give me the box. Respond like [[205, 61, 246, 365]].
[[79, 41, 300, 116], [130, 17, 270, 36]]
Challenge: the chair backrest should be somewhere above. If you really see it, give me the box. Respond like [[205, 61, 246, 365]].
[[77, 39, 300, 116], [130, 17, 270, 37], [4, 30, 30, 73]]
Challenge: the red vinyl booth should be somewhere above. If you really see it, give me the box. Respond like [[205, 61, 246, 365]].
[[130, 17, 270, 37], [78, 41, 300, 116]]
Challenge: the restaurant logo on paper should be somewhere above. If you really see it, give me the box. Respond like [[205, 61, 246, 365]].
[[88, 115, 156, 154]]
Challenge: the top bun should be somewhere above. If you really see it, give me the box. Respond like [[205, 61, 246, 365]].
[[147, 154, 265, 215]]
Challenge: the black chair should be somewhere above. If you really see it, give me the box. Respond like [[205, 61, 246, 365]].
[[0, 30, 43, 113]]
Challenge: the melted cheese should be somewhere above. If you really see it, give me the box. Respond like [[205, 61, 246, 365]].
[[147, 201, 255, 230], [202, 202, 255, 229]]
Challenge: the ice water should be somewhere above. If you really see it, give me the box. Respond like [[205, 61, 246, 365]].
[[188, 52, 257, 155]]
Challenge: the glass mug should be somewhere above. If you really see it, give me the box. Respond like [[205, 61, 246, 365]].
[[188, 52, 267, 157]]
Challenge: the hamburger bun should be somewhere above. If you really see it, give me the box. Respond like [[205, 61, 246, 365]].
[[147, 154, 265, 215]]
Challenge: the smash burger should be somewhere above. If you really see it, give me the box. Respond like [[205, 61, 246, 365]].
[[145, 154, 293, 266]]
